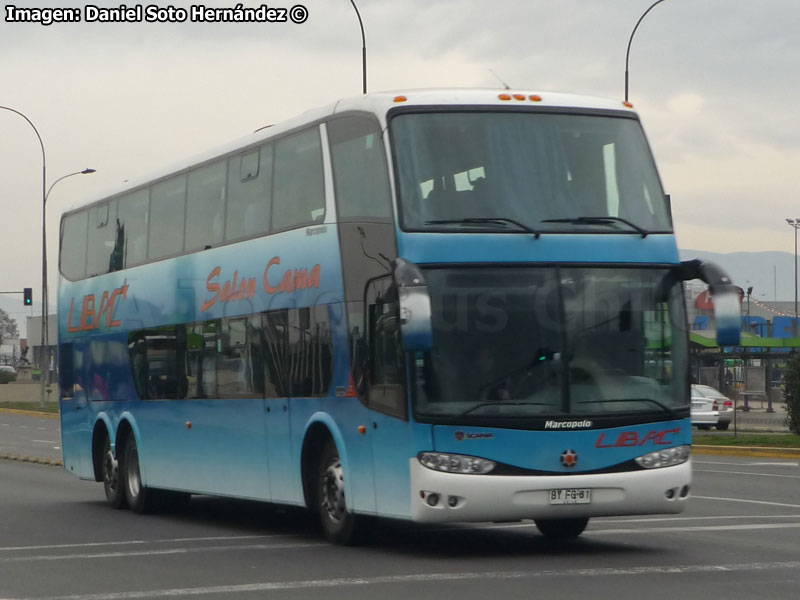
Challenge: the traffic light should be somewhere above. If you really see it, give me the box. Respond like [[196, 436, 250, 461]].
[[23, 287, 32, 306]]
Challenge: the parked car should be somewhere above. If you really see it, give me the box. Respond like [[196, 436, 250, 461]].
[[0, 365, 17, 384], [691, 384, 734, 431]]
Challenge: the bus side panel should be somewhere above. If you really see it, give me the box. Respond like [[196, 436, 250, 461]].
[[135, 398, 271, 499]]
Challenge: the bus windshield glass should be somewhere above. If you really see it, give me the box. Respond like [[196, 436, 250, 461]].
[[412, 267, 688, 421], [391, 111, 670, 233]]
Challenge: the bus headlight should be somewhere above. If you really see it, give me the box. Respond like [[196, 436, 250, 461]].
[[635, 445, 691, 469], [419, 452, 496, 474]]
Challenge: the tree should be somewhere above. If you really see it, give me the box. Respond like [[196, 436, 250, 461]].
[[0, 308, 19, 347], [782, 352, 800, 435]]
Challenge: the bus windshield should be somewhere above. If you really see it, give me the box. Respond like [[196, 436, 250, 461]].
[[412, 267, 688, 422], [391, 111, 670, 234]]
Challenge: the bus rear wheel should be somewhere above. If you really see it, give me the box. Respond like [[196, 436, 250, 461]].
[[102, 435, 126, 509], [534, 517, 589, 539], [317, 439, 360, 545], [122, 435, 154, 514]]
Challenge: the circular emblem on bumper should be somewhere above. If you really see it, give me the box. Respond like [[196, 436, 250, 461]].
[[560, 449, 578, 468]]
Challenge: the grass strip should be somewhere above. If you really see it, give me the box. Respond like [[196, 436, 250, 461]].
[[694, 433, 800, 448], [0, 401, 59, 414]]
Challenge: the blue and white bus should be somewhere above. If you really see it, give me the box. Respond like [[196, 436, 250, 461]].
[[58, 89, 739, 543]]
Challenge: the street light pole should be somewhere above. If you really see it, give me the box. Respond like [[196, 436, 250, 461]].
[[0, 105, 47, 407], [349, 0, 367, 94], [41, 168, 96, 405], [786, 218, 800, 337], [1, 105, 96, 407], [625, 0, 669, 102]]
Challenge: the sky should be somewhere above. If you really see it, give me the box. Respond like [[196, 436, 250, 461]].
[[2, 0, 800, 320]]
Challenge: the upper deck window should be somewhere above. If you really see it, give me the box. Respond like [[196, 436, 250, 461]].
[[391, 111, 671, 234]]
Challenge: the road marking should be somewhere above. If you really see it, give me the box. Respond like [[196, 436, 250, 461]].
[[695, 468, 800, 479], [588, 522, 800, 535], [693, 495, 800, 509], [4, 561, 800, 599], [31, 440, 57, 444], [484, 520, 800, 533], [600, 514, 800, 523], [0, 534, 297, 553], [0, 541, 324, 564]]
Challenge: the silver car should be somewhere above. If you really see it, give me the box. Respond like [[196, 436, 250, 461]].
[[0, 365, 16, 384], [691, 384, 734, 431]]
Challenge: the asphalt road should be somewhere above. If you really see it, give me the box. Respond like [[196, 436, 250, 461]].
[[0, 412, 61, 463], [1, 455, 799, 600]]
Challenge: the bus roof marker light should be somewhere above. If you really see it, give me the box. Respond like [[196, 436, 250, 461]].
[[513, 93, 526, 101], [394, 95, 407, 103], [623, 101, 634, 108], [498, 93, 511, 101], [529, 94, 542, 102]]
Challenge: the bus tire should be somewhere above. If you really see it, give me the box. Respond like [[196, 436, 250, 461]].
[[534, 517, 589, 539], [121, 435, 154, 514], [102, 435, 126, 509], [317, 439, 359, 545]]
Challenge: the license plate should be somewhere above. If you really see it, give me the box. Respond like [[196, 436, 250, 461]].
[[549, 488, 592, 505]]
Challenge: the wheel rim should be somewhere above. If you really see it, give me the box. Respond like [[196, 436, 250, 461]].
[[321, 458, 346, 523], [103, 448, 119, 494], [126, 446, 141, 500]]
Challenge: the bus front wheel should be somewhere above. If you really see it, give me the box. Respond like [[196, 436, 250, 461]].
[[317, 439, 359, 545], [122, 435, 154, 514], [534, 517, 589, 539]]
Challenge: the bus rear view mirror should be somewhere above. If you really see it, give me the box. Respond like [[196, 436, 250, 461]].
[[679, 259, 741, 347], [710, 289, 741, 347], [392, 258, 433, 352]]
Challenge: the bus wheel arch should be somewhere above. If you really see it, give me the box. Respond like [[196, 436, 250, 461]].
[[300, 421, 361, 545]]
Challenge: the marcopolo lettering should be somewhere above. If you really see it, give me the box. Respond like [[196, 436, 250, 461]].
[[545, 420, 593, 429]]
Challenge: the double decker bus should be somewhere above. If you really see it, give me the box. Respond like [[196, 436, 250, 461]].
[[58, 89, 739, 543]]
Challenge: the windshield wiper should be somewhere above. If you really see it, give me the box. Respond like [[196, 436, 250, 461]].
[[576, 398, 681, 419], [425, 218, 541, 239], [456, 401, 551, 419], [540, 216, 650, 238]]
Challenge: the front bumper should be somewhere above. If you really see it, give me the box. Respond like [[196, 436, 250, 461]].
[[409, 457, 692, 523]]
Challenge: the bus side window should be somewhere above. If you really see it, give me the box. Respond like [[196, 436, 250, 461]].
[[59, 343, 74, 400], [60, 210, 88, 281], [271, 128, 325, 231], [327, 115, 392, 222], [225, 145, 273, 241]]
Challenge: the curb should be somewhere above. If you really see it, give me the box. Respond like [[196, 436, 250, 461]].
[[0, 453, 63, 467], [0, 407, 59, 419], [694, 445, 800, 460]]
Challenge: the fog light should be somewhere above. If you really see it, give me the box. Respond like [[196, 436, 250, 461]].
[[447, 495, 458, 507], [426, 493, 440, 507], [665, 488, 676, 500], [680, 485, 690, 498]]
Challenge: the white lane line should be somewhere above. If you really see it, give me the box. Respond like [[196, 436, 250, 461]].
[[1, 542, 324, 563], [484, 521, 800, 533], [695, 468, 800, 479], [4, 561, 800, 600], [0, 534, 293, 552], [31, 440, 57, 444], [694, 460, 800, 467], [588, 522, 800, 535], [693, 495, 800, 509], [599, 514, 800, 523]]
